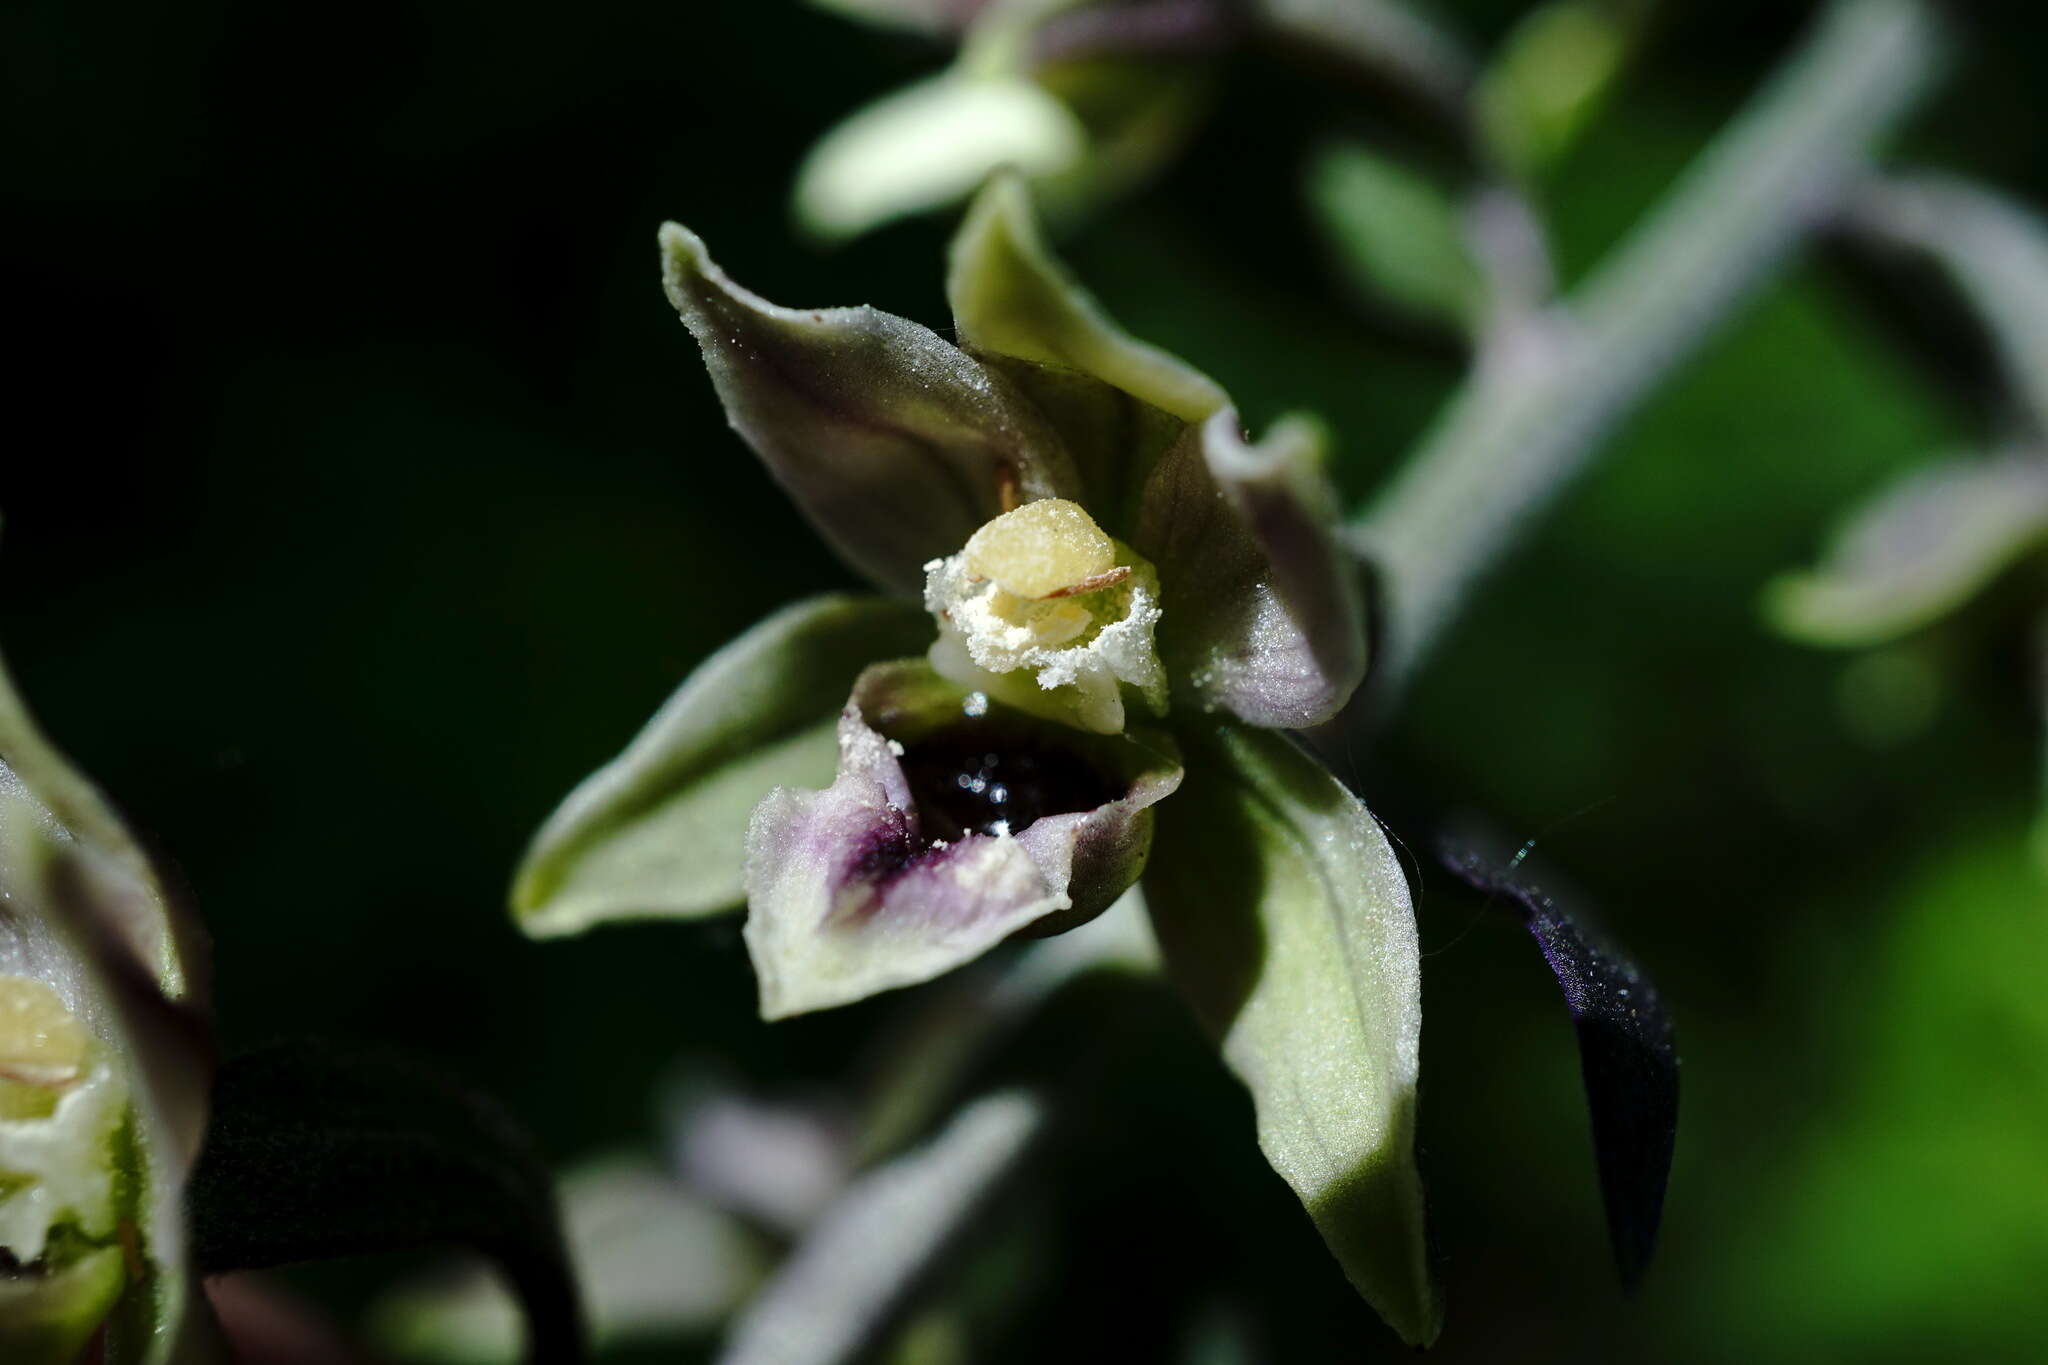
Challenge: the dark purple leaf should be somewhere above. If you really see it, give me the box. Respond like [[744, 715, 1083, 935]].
[[190, 1040, 586, 1365], [1442, 846, 1677, 1290]]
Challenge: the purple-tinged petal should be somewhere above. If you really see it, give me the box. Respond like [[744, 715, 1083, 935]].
[[660, 224, 1079, 592], [744, 662, 1180, 1018], [1135, 408, 1368, 728]]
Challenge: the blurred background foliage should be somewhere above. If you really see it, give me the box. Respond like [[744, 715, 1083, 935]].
[[5, 0, 2046, 1359]]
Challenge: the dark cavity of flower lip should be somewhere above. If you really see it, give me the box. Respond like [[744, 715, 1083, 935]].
[[899, 724, 1121, 845], [833, 726, 1122, 922]]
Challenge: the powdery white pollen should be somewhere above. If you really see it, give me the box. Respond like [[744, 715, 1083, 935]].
[[921, 508, 1168, 734]]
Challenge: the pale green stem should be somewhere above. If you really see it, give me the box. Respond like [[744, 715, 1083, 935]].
[[1353, 0, 1946, 698]]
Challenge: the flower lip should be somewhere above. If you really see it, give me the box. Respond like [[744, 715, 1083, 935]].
[[831, 722, 1120, 924], [741, 661, 1182, 1017]]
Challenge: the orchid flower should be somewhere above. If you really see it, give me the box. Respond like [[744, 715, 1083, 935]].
[[0, 655, 215, 1364], [514, 174, 1437, 1343]]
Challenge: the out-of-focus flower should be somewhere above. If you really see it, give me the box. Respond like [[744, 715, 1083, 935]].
[[515, 175, 1437, 1343], [1770, 174, 2048, 872], [0, 653, 214, 1363], [369, 1155, 769, 1364], [1766, 449, 2048, 649], [795, 0, 1229, 240]]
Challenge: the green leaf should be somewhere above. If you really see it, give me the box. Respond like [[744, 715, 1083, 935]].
[[1308, 141, 1483, 335], [659, 223, 1079, 591], [190, 1040, 586, 1365], [1143, 724, 1435, 1345], [794, 72, 1087, 243], [1765, 449, 2048, 647], [513, 596, 932, 938], [1475, 0, 1631, 180]]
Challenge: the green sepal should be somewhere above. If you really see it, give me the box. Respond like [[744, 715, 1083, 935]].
[[513, 596, 933, 938], [1143, 723, 1436, 1346], [948, 172, 1224, 521]]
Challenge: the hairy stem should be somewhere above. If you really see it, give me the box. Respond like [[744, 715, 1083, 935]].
[[1353, 0, 1946, 698]]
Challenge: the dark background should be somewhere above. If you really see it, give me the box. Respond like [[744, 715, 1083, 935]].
[[6, 1, 2047, 1360]]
